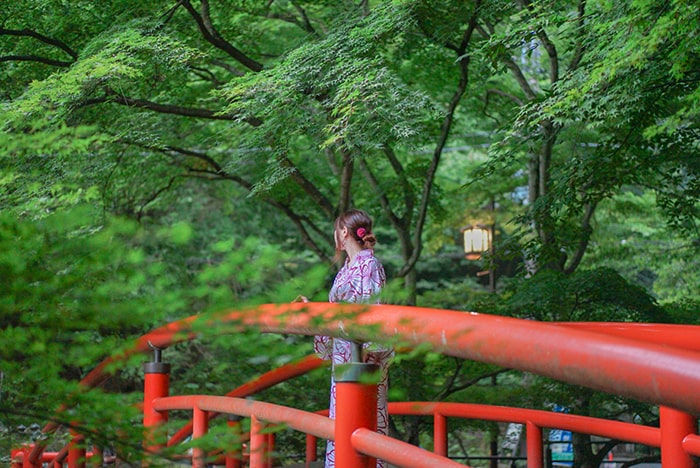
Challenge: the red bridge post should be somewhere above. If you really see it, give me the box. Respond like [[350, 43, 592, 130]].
[[192, 406, 209, 468], [249, 414, 269, 467], [334, 362, 378, 468], [305, 434, 318, 464], [143, 345, 170, 456], [225, 415, 243, 468], [434, 413, 447, 456], [10, 447, 26, 468], [526, 421, 543, 468], [67, 429, 85, 468], [660, 405, 697, 467]]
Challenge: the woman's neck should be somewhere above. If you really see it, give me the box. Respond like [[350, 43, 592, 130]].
[[345, 241, 364, 264]]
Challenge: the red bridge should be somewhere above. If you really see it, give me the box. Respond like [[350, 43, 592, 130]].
[[10, 303, 700, 467]]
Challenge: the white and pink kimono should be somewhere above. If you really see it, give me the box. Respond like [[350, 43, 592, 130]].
[[314, 248, 394, 468]]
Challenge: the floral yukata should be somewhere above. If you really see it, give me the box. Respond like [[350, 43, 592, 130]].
[[314, 248, 394, 468]]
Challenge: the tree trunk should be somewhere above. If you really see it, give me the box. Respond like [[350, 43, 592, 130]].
[[572, 432, 598, 468], [404, 267, 417, 306]]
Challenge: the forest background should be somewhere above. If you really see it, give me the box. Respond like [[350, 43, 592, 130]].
[[1, 0, 699, 467]]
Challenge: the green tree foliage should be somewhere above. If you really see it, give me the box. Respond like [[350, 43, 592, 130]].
[[585, 190, 700, 308], [506, 267, 669, 323], [482, 0, 700, 273], [2, 1, 697, 291], [0, 207, 165, 459], [0, 0, 492, 302]]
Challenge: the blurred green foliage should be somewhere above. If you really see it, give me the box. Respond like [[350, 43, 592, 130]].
[[0, 205, 328, 463]]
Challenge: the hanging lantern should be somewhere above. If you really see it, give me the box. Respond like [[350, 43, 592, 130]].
[[461, 224, 492, 260]]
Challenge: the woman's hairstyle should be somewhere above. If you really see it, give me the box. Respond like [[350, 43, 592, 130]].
[[334, 209, 377, 258]]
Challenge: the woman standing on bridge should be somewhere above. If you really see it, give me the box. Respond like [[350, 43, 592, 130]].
[[314, 209, 394, 468]]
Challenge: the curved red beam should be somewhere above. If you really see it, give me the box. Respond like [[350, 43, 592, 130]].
[[388, 402, 660, 447], [154, 395, 334, 441], [185, 303, 700, 415], [554, 322, 700, 352], [167, 354, 325, 446], [79, 303, 700, 417], [352, 428, 466, 468]]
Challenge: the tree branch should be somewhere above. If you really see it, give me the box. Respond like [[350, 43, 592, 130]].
[[81, 91, 263, 126], [290, 0, 316, 34], [0, 27, 77, 59], [266, 1, 317, 35], [563, 200, 598, 275], [435, 368, 509, 401], [383, 144, 415, 224], [358, 0, 370, 17], [338, 147, 354, 215], [482, 88, 520, 126], [431, 358, 464, 400], [537, 29, 559, 83], [131, 141, 333, 259], [190, 65, 222, 85], [399, 1, 481, 277], [505, 56, 538, 100], [519, 0, 559, 83], [359, 152, 416, 286], [280, 154, 335, 217], [593, 439, 619, 465], [160, 0, 185, 25], [211, 59, 245, 77], [166, 170, 331, 262], [476, 25, 537, 101], [486, 88, 524, 106], [163, 145, 231, 177], [137, 174, 183, 221], [536, 120, 559, 259], [567, 0, 588, 73], [282, 209, 333, 261], [416, 11, 462, 53], [358, 157, 403, 230], [199, 0, 216, 35], [181, 0, 263, 72]]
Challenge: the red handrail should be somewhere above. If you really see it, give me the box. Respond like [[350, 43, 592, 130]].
[[153, 395, 466, 468], [143, 303, 700, 467], [554, 322, 700, 352], [121, 302, 700, 413], [682, 433, 700, 456], [75, 303, 700, 415], [387, 402, 660, 446], [167, 354, 325, 446], [71, 302, 700, 413], [155, 395, 334, 440], [351, 428, 462, 468]]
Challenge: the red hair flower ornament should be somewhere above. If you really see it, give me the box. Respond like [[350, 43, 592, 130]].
[[356, 227, 367, 238]]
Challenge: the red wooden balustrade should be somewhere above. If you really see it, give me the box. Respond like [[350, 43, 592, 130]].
[[11, 303, 700, 467]]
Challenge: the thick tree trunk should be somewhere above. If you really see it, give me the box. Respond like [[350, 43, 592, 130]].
[[572, 432, 596, 468], [404, 267, 417, 306]]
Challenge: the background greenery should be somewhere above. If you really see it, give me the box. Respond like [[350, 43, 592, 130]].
[[2, 0, 698, 466]]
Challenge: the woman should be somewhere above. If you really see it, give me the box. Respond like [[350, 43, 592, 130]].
[[314, 209, 393, 468]]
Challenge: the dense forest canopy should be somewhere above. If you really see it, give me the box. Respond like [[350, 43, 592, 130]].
[[1, 0, 699, 466]]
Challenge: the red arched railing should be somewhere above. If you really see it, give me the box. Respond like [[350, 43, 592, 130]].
[[11, 303, 700, 467]]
